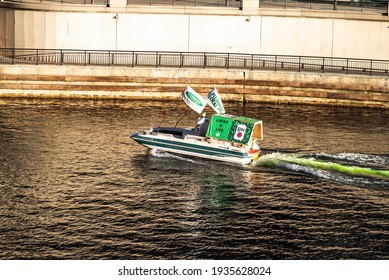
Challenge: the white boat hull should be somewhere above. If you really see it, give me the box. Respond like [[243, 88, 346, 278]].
[[131, 128, 259, 165]]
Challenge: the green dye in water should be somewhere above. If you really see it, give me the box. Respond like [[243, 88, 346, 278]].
[[253, 153, 389, 180]]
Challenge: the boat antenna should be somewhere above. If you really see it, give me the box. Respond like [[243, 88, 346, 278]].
[[174, 113, 186, 128], [157, 116, 166, 133]]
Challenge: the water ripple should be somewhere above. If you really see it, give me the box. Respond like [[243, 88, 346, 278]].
[[0, 100, 388, 259]]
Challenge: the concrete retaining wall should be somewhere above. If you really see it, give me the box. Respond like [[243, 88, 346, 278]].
[[1, 4, 389, 60], [1, 64, 388, 108]]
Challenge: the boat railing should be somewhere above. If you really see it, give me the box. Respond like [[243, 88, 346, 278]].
[[1, 48, 389, 77]]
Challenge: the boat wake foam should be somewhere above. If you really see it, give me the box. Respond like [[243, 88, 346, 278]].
[[149, 149, 199, 164], [314, 152, 389, 166], [148, 148, 389, 186], [252, 152, 389, 184]]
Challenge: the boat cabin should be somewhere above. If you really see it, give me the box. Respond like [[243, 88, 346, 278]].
[[206, 114, 263, 150]]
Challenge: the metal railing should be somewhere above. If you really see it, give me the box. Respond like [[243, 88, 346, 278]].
[[2, 0, 388, 13], [21, 0, 109, 4], [259, 0, 388, 14], [1, 48, 389, 76], [1, 0, 241, 7], [126, 0, 241, 7]]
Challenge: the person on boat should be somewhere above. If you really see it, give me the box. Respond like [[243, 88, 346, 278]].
[[196, 112, 209, 137]]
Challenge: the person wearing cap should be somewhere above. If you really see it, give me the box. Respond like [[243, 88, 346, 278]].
[[196, 112, 209, 136]]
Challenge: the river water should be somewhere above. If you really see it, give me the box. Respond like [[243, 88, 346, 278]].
[[0, 98, 388, 260]]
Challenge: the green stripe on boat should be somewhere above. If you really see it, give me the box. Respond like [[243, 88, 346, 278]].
[[133, 135, 250, 159]]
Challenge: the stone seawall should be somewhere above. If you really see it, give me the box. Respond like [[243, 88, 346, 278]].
[[0, 65, 388, 108]]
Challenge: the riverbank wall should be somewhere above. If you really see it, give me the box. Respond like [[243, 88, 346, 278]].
[[1, 1, 389, 60], [1, 64, 388, 108]]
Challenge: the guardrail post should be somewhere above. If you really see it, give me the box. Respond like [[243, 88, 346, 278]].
[[298, 56, 301, 72], [11, 48, 15, 65], [251, 54, 254, 70], [346, 58, 349, 74], [274, 55, 277, 71], [156, 52, 159, 67], [227, 53, 230, 69], [370, 60, 373, 76], [322, 57, 325, 73], [84, 50, 87, 66], [36, 49, 39, 65], [387, 0, 389, 17], [180, 52, 183, 68], [203, 53, 206, 69]]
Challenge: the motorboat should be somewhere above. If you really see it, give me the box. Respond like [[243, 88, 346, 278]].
[[130, 86, 263, 165]]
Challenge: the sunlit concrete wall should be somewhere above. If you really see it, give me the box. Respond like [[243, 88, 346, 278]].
[[1, 3, 389, 59], [0, 8, 15, 48], [1, 64, 388, 108]]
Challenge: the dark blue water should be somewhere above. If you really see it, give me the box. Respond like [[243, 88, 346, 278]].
[[0, 99, 388, 259]]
